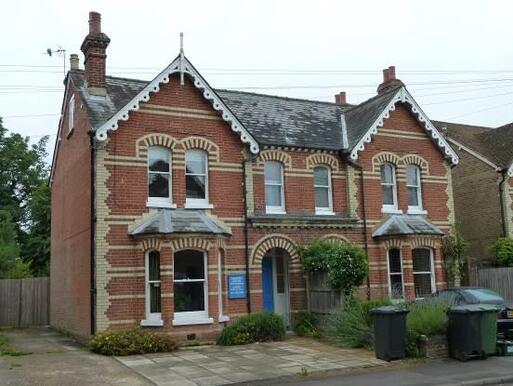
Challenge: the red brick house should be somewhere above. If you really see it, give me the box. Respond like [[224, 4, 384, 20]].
[[50, 12, 459, 340], [433, 120, 513, 282]]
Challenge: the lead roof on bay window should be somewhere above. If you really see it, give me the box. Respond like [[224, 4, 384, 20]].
[[372, 214, 444, 238]]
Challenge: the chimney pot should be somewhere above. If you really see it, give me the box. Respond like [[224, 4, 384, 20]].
[[335, 91, 347, 105], [382, 68, 390, 83], [69, 54, 79, 70], [388, 66, 396, 80], [89, 11, 101, 34]]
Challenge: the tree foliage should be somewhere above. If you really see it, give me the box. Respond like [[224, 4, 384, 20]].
[[300, 239, 368, 295], [494, 237, 513, 267], [0, 117, 50, 277], [442, 228, 469, 287]]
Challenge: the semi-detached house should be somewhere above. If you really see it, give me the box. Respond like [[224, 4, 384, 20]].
[[50, 12, 459, 340]]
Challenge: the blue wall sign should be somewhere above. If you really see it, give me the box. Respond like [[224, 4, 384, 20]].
[[228, 274, 247, 299]]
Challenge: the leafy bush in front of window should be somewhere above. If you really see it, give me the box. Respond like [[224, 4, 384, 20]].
[[300, 240, 368, 296], [494, 237, 513, 267], [405, 298, 454, 358], [291, 311, 320, 337], [330, 297, 391, 349], [88, 329, 178, 356], [217, 312, 286, 346]]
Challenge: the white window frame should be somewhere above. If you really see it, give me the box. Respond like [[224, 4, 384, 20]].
[[264, 161, 286, 214], [406, 165, 426, 214], [314, 165, 334, 215], [218, 251, 229, 323], [172, 249, 213, 326], [387, 248, 405, 302], [147, 146, 176, 209], [68, 94, 75, 133], [141, 250, 163, 327], [185, 149, 212, 209], [412, 248, 436, 300], [380, 163, 401, 214]]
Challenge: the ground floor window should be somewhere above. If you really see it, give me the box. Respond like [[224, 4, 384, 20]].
[[387, 248, 404, 300], [142, 250, 162, 325], [412, 248, 435, 298], [173, 249, 209, 324]]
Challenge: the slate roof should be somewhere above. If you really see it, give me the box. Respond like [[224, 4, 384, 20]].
[[129, 209, 231, 236], [69, 69, 402, 152], [433, 120, 513, 169], [372, 215, 444, 238]]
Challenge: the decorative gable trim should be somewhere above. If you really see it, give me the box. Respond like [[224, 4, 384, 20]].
[[94, 56, 260, 154], [349, 87, 459, 165]]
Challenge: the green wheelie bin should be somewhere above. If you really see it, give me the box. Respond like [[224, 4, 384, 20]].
[[478, 304, 499, 356]]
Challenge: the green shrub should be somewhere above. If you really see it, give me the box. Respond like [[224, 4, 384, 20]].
[[331, 297, 391, 349], [405, 298, 453, 358], [292, 311, 320, 337], [217, 312, 286, 346], [300, 240, 368, 295], [494, 237, 513, 267], [88, 329, 178, 356]]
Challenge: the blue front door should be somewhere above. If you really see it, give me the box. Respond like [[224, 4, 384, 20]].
[[262, 255, 274, 312]]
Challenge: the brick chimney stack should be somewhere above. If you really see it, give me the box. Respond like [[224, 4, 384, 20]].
[[334, 91, 347, 105], [69, 54, 79, 71], [80, 11, 110, 96], [377, 65, 404, 94]]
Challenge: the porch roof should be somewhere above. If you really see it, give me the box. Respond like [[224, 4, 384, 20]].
[[129, 209, 231, 237], [372, 214, 444, 238]]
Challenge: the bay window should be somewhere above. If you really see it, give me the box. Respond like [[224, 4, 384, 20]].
[[387, 248, 404, 300], [141, 250, 162, 326], [412, 248, 435, 299]]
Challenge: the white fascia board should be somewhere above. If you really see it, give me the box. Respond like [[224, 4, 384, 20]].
[[94, 56, 260, 154], [349, 87, 459, 166], [340, 113, 349, 150], [446, 137, 500, 171]]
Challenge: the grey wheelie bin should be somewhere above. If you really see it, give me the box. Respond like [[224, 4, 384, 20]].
[[371, 306, 409, 361]]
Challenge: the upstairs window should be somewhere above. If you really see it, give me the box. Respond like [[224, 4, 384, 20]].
[[412, 248, 435, 299], [314, 166, 333, 214], [185, 150, 209, 206], [406, 165, 423, 211], [147, 147, 172, 207], [264, 161, 285, 213], [68, 95, 75, 133], [380, 163, 397, 211]]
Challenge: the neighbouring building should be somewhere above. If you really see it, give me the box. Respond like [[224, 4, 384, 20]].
[[433, 120, 513, 282], [50, 12, 459, 340]]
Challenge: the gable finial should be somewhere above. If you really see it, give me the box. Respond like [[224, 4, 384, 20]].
[[179, 32, 184, 86]]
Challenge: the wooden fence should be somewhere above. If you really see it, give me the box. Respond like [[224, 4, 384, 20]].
[[307, 271, 343, 315], [477, 267, 513, 302], [0, 277, 49, 327]]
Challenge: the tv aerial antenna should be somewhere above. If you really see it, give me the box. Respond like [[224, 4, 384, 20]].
[[44, 46, 67, 76]]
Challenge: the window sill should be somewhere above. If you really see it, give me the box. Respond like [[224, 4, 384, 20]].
[[172, 317, 214, 326], [266, 208, 286, 215], [315, 209, 335, 216], [146, 200, 177, 209], [381, 207, 403, 214], [184, 202, 214, 209], [219, 315, 230, 323], [140, 319, 164, 327], [407, 208, 428, 215]]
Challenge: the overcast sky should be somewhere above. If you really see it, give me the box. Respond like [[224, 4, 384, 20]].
[[2, 0, 513, 160]]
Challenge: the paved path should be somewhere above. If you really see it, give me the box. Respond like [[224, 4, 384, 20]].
[[0, 327, 150, 386], [117, 337, 389, 386]]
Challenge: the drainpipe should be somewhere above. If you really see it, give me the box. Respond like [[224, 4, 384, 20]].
[[88, 130, 97, 335], [242, 157, 252, 314], [499, 169, 508, 237], [352, 162, 371, 300]]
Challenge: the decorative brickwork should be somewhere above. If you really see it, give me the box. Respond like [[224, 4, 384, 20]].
[[136, 133, 179, 158], [251, 234, 300, 267], [381, 238, 404, 249], [372, 152, 403, 171], [320, 234, 350, 244], [169, 237, 213, 252], [180, 136, 220, 162], [305, 153, 339, 171], [409, 236, 441, 249], [257, 150, 292, 169], [403, 154, 430, 175], [141, 238, 162, 252]]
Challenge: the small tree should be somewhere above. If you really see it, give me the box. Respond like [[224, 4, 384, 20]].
[[300, 240, 368, 296], [493, 237, 513, 267], [442, 229, 469, 287]]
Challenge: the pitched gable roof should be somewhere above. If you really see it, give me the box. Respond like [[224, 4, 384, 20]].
[[68, 57, 458, 165], [434, 120, 513, 173]]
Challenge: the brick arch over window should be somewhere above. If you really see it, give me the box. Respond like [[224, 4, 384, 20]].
[[402, 154, 430, 176], [320, 234, 350, 244], [136, 133, 179, 158], [169, 237, 212, 252], [381, 238, 404, 250], [305, 153, 339, 171], [251, 234, 299, 266], [141, 238, 162, 252], [372, 152, 403, 172], [257, 150, 292, 169], [410, 236, 441, 249], [180, 136, 220, 162]]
